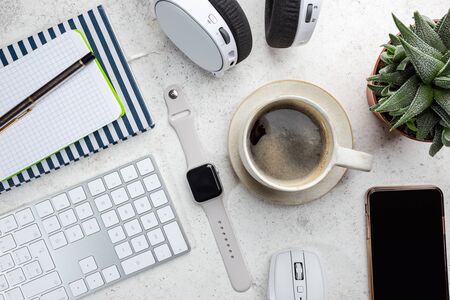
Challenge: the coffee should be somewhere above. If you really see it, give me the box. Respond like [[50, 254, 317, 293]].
[[248, 105, 325, 182]]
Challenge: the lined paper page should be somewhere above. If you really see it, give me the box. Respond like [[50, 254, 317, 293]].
[[0, 30, 122, 181]]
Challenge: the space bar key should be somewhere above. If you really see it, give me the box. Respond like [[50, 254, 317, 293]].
[[22, 271, 62, 298]]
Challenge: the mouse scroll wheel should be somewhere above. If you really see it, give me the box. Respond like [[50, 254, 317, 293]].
[[294, 262, 304, 280]]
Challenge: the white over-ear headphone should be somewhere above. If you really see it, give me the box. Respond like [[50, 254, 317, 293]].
[[155, 0, 321, 76]]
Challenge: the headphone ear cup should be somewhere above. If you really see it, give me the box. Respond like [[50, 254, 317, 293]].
[[265, 0, 301, 48], [208, 0, 253, 64]]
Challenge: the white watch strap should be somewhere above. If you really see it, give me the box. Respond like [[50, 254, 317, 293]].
[[163, 85, 206, 169], [202, 198, 252, 292], [164, 85, 252, 292]]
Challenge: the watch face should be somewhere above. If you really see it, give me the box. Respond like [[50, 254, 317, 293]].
[[186, 164, 223, 202]]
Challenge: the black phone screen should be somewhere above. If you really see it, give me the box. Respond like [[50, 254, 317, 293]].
[[368, 188, 449, 300]]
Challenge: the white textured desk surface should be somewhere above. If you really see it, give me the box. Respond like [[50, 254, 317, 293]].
[[1, 0, 449, 299]]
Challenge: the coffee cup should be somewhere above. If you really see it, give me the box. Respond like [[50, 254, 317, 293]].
[[238, 96, 373, 193]]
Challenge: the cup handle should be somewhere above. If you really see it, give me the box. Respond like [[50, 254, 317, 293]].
[[335, 146, 373, 172]]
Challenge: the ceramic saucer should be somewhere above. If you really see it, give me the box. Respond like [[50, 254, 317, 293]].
[[228, 80, 353, 205]]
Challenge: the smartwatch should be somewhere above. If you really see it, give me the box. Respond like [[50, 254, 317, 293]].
[[164, 85, 252, 292]]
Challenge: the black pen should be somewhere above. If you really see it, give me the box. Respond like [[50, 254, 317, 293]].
[[0, 52, 96, 133]]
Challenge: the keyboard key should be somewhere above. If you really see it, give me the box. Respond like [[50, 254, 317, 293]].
[[108, 226, 126, 244], [133, 196, 152, 214], [67, 187, 86, 204], [111, 188, 129, 205], [5, 287, 24, 300], [49, 232, 67, 250], [42, 216, 61, 234], [0, 215, 18, 233], [0, 235, 16, 252], [79, 256, 97, 274], [0, 254, 14, 271], [86, 272, 104, 289], [131, 235, 149, 252], [150, 190, 168, 208], [114, 241, 132, 259], [59, 209, 77, 227], [120, 165, 138, 182], [127, 181, 145, 199], [154, 244, 172, 262], [140, 212, 158, 230], [117, 203, 135, 221], [163, 222, 188, 255], [50, 194, 70, 211], [103, 172, 121, 190], [121, 251, 155, 275], [14, 224, 41, 245], [35, 200, 54, 218], [22, 271, 61, 298], [87, 178, 106, 196], [94, 194, 112, 212], [66, 225, 84, 243], [23, 261, 42, 279], [75, 202, 93, 220], [143, 174, 161, 192], [0, 274, 8, 291], [136, 158, 154, 175], [29, 240, 54, 271], [157, 206, 175, 223], [69, 278, 87, 297], [6, 267, 25, 286], [101, 210, 119, 228], [124, 219, 142, 237], [102, 265, 120, 283], [12, 247, 31, 265], [15, 208, 34, 226], [40, 287, 68, 300], [147, 228, 165, 246], [82, 218, 100, 236]]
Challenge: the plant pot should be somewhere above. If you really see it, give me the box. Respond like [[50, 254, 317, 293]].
[[366, 48, 432, 143]]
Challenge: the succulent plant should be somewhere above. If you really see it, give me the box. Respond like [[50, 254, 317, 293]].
[[367, 10, 450, 156]]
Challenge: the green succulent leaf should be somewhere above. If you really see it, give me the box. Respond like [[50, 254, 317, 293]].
[[435, 89, 450, 116], [381, 52, 394, 64], [381, 85, 393, 97], [434, 76, 450, 89], [397, 57, 410, 71], [368, 84, 387, 97], [389, 33, 401, 45], [442, 128, 450, 146], [392, 84, 434, 128], [367, 66, 415, 86], [379, 63, 398, 74], [421, 14, 437, 28], [437, 10, 450, 48], [383, 44, 397, 54], [431, 103, 450, 127], [393, 46, 406, 62], [393, 14, 443, 59], [374, 76, 420, 112], [430, 125, 444, 156], [416, 109, 440, 140], [443, 51, 450, 62], [389, 107, 409, 117], [437, 60, 450, 77], [400, 38, 445, 84], [406, 120, 418, 131], [413, 11, 447, 53]]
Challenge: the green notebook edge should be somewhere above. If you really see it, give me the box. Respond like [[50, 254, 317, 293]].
[[1, 30, 125, 182]]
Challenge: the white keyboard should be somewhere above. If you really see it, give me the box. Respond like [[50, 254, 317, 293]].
[[0, 156, 190, 299]]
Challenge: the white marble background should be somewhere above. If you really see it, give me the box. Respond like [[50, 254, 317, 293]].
[[1, 0, 449, 299]]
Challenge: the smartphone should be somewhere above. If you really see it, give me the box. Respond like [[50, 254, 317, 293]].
[[366, 186, 449, 300]]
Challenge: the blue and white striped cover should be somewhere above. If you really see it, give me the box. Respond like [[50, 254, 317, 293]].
[[0, 5, 154, 193]]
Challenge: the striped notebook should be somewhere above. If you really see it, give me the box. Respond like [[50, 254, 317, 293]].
[[0, 5, 154, 193]]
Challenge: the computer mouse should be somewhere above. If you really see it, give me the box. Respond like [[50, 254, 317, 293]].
[[268, 249, 325, 300]]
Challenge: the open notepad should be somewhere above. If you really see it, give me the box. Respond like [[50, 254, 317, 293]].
[[0, 30, 124, 181]]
